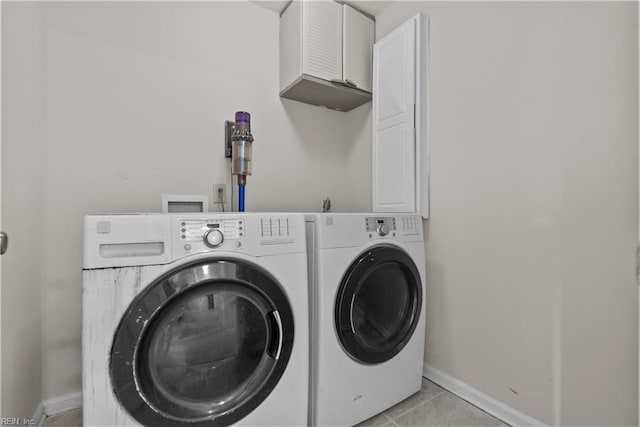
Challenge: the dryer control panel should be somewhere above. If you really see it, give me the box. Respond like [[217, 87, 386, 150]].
[[365, 216, 421, 239], [365, 217, 396, 233]]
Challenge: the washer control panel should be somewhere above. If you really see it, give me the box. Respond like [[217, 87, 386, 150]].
[[260, 217, 293, 239], [179, 219, 244, 242], [171, 214, 304, 258]]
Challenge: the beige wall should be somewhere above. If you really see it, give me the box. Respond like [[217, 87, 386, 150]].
[[39, 1, 371, 399], [372, 2, 638, 425], [3, 2, 637, 425], [1, 2, 45, 419]]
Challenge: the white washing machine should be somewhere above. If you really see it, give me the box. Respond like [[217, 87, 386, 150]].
[[305, 213, 426, 426], [82, 212, 308, 427]]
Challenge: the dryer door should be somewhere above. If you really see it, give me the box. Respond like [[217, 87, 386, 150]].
[[335, 245, 422, 364], [110, 259, 294, 427]]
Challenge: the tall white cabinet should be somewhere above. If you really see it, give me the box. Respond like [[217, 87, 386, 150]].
[[280, 0, 374, 112], [372, 14, 429, 218]]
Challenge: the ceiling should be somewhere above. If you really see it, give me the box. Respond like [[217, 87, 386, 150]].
[[250, 1, 393, 18]]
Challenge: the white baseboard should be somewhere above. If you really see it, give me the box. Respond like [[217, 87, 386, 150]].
[[33, 391, 82, 426], [32, 401, 46, 427], [43, 391, 82, 416], [422, 364, 546, 427]]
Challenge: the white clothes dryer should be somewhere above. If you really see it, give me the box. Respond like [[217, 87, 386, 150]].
[[305, 213, 426, 427], [83, 213, 308, 427]]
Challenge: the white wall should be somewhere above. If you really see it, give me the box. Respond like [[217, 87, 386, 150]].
[[1, 2, 45, 419], [39, 1, 371, 399], [372, 2, 638, 425]]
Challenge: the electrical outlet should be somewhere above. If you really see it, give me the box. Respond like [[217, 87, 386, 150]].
[[214, 184, 228, 204]]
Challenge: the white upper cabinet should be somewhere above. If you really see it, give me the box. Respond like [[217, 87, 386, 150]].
[[280, 0, 374, 112], [373, 14, 429, 218], [303, 0, 343, 83], [343, 4, 374, 92]]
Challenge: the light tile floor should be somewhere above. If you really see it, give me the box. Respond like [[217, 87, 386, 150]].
[[356, 378, 508, 427], [43, 408, 81, 427], [44, 378, 508, 427]]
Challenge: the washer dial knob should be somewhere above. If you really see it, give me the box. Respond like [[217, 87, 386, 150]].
[[377, 224, 390, 237], [203, 229, 224, 248]]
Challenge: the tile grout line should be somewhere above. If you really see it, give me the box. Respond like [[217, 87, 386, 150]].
[[424, 384, 512, 426], [385, 389, 447, 422], [381, 412, 396, 425], [388, 418, 401, 427]]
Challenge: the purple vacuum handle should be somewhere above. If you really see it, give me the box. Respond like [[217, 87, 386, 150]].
[[235, 111, 250, 123]]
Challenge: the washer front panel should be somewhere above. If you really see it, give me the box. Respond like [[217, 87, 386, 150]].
[[110, 258, 294, 427]]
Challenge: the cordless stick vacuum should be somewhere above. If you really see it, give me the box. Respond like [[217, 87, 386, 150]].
[[231, 112, 253, 212]]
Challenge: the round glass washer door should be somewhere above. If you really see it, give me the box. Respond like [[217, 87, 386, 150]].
[[335, 245, 422, 365], [110, 259, 294, 427]]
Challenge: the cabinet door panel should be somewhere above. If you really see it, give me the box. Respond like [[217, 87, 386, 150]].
[[375, 123, 415, 209], [373, 19, 416, 213], [303, 0, 342, 82], [343, 5, 374, 92]]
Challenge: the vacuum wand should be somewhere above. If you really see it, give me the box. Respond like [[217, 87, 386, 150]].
[[231, 111, 253, 212]]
